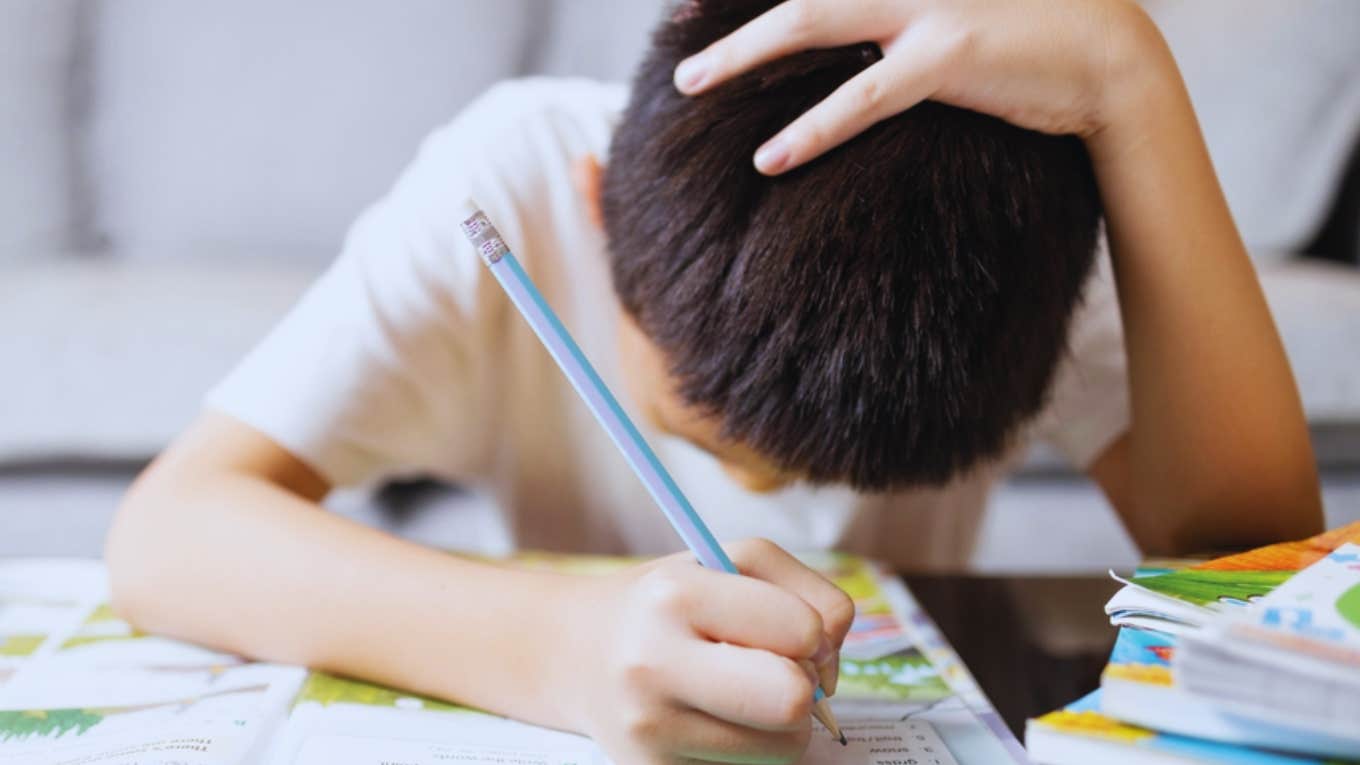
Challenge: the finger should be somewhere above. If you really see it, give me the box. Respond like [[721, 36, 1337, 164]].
[[754, 46, 941, 174], [670, 641, 817, 731], [726, 540, 856, 648], [674, 0, 887, 94], [725, 539, 856, 694], [680, 564, 824, 660]]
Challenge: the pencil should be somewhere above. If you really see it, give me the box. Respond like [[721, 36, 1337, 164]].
[[458, 200, 845, 745]]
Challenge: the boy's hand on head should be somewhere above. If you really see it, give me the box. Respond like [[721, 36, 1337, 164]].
[[674, 0, 1170, 174], [558, 539, 853, 764]]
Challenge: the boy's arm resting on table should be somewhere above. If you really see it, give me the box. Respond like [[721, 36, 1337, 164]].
[[1083, 14, 1324, 556], [104, 410, 584, 730], [106, 411, 853, 762]]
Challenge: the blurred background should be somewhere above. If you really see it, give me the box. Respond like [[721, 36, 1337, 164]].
[[2, 0, 1359, 573]]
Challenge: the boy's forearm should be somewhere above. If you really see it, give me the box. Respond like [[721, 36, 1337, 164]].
[[1085, 27, 1323, 552], [107, 468, 579, 730]]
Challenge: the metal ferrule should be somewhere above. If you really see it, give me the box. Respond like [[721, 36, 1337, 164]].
[[459, 210, 508, 265]]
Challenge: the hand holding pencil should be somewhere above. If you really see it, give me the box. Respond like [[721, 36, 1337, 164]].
[[560, 544, 854, 762], [459, 202, 851, 760]]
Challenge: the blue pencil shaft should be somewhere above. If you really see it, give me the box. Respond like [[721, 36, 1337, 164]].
[[458, 203, 734, 573], [458, 202, 828, 707]]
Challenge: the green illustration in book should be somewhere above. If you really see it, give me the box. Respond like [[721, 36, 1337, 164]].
[[837, 648, 949, 701], [0, 708, 103, 742], [0, 685, 268, 743], [1339, 582, 1360, 631], [1132, 522, 1360, 609], [1134, 570, 1293, 608]]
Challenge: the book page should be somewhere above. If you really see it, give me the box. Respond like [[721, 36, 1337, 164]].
[[0, 560, 303, 765], [803, 721, 957, 765]]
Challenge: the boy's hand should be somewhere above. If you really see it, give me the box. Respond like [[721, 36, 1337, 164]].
[[559, 539, 854, 764], [673, 0, 1168, 174]]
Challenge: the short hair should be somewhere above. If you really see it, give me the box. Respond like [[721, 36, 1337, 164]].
[[601, 0, 1103, 490]]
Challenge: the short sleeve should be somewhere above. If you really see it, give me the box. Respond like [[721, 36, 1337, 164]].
[[1030, 240, 1132, 470], [204, 97, 509, 487]]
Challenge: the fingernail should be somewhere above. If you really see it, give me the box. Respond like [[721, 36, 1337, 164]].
[[754, 136, 791, 174], [674, 56, 708, 92], [826, 653, 840, 697]]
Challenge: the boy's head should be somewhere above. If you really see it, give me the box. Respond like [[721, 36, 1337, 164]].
[[599, 0, 1102, 493]]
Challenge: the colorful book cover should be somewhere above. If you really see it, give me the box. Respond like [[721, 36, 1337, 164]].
[[1211, 543, 1360, 665], [1076, 526, 1360, 762], [1026, 690, 1356, 765], [1166, 544, 1360, 753], [1104, 523, 1360, 638], [1130, 523, 1360, 610]]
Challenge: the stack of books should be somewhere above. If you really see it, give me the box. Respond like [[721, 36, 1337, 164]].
[[1025, 522, 1360, 764]]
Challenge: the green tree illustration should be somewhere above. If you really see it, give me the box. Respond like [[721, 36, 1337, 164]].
[[0, 709, 103, 741]]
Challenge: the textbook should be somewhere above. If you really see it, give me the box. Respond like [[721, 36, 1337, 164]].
[[0, 553, 1021, 765], [1175, 543, 1360, 750], [1098, 627, 1360, 759], [1026, 523, 1360, 764]]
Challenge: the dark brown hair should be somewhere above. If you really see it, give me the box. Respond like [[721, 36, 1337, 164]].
[[602, 0, 1103, 490]]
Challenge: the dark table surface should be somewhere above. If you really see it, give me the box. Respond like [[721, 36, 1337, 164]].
[[901, 574, 1123, 739]]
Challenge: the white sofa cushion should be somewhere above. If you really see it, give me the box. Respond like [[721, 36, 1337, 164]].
[[0, 258, 320, 461], [1146, 0, 1360, 256], [0, 0, 77, 260], [87, 0, 531, 263]]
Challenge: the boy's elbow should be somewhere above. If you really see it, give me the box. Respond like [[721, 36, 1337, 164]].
[[1149, 468, 1324, 557], [105, 470, 182, 629]]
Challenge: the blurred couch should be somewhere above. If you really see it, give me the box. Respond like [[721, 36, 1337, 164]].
[[2, 0, 1358, 570]]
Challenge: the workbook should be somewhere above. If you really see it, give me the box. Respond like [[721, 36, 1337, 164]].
[[1026, 522, 1360, 764], [0, 553, 1021, 765], [1175, 543, 1360, 750]]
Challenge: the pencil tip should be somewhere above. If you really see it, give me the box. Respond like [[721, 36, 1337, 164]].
[[839, 733, 847, 746]]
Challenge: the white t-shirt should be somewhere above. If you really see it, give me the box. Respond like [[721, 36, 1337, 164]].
[[207, 78, 1130, 571]]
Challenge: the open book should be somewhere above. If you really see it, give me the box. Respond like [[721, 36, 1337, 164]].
[[0, 553, 1020, 765]]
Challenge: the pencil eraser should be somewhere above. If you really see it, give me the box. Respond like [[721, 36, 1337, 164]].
[[456, 196, 481, 223]]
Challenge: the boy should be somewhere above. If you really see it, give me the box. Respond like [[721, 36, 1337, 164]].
[[107, 0, 1322, 761]]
